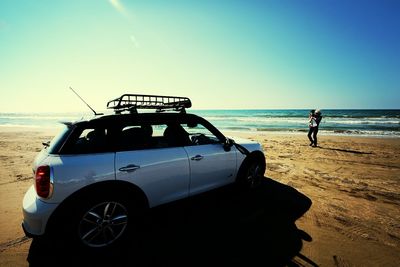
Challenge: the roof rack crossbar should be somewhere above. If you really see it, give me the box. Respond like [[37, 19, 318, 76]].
[[107, 94, 192, 114]]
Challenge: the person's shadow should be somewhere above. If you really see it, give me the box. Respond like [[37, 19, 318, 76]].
[[27, 178, 314, 267]]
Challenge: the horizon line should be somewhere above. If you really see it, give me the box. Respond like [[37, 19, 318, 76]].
[[1, 108, 400, 114]]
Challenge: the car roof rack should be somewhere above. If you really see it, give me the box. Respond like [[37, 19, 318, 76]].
[[107, 94, 192, 114]]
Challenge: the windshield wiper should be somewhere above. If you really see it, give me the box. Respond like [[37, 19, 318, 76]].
[[228, 138, 250, 156]]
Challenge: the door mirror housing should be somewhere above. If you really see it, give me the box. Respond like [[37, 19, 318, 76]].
[[223, 138, 233, 152]]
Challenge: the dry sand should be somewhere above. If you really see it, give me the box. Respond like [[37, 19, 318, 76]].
[[0, 129, 399, 266]]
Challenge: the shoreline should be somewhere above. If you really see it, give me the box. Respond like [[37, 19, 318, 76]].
[[225, 130, 400, 139]]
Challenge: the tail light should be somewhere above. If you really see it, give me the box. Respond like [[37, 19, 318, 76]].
[[35, 165, 53, 198]]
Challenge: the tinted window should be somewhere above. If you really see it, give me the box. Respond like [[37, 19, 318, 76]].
[[48, 125, 72, 154], [116, 122, 193, 151], [117, 125, 154, 151], [69, 128, 110, 154], [182, 123, 220, 145]]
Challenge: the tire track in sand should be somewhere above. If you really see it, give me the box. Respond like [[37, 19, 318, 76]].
[[0, 236, 30, 252]]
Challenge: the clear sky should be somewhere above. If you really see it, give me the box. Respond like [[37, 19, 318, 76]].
[[1, 0, 399, 112]]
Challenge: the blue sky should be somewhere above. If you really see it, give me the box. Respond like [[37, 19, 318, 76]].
[[0, 0, 399, 112]]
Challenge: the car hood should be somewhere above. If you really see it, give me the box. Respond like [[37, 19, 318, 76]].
[[227, 136, 262, 153]]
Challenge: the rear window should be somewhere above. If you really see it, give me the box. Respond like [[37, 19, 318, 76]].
[[68, 128, 110, 154], [48, 125, 73, 154]]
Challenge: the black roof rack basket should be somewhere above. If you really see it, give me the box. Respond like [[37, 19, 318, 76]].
[[107, 94, 192, 114]]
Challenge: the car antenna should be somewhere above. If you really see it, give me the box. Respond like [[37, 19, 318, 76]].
[[69, 86, 103, 116]]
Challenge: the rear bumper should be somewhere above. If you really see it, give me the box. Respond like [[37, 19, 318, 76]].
[[21, 222, 36, 238], [22, 185, 58, 236]]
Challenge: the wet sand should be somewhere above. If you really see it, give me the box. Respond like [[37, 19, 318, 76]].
[[0, 129, 399, 266]]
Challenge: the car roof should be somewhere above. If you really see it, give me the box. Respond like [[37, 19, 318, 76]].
[[72, 112, 202, 127]]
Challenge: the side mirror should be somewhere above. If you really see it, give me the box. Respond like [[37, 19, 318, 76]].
[[187, 122, 198, 128], [223, 138, 233, 152]]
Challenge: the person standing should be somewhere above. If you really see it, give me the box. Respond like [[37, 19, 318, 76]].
[[308, 109, 322, 147]]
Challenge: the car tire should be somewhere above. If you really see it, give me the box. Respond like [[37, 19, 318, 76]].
[[60, 191, 141, 251], [237, 157, 265, 189]]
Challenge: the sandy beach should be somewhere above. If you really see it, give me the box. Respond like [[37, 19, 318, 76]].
[[0, 129, 399, 266]]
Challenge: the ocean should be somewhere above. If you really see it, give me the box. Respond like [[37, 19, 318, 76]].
[[0, 110, 399, 137]]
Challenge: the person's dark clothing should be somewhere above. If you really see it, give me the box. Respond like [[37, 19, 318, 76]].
[[308, 114, 322, 146], [315, 115, 322, 126], [308, 126, 319, 146]]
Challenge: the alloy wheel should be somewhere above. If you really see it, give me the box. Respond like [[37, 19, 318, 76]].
[[78, 201, 128, 248], [246, 162, 262, 188]]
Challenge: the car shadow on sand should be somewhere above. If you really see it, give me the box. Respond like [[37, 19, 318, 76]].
[[27, 178, 314, 267]]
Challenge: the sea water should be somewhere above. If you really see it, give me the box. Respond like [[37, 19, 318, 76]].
[[0, 110, 399, 137]]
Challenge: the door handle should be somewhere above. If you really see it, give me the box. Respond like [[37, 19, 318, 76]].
[[191, 155, 204, 161], [119, 164, 140, 172]]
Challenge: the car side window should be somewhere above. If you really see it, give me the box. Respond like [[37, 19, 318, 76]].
[[70, 128, 109, 154], [182, 123, 220, 146], [117, 125, 154, 151], [117, 123, 191, 151], [162, 123, 191, 147]]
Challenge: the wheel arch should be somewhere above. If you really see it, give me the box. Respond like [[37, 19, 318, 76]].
[[236, 150, 266, 181], [45, 180, 149, 233]]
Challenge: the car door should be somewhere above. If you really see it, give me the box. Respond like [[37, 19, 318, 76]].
[[182, 124, 237, 196], [115, 124, 190, 208]]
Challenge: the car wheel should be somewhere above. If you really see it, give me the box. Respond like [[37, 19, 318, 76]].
[[78, 201, 129, 248], [63, 192, 139, 250], [239, 159, 264, 189]]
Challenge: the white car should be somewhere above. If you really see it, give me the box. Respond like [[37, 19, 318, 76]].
[[22, 94, 266, 249]]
